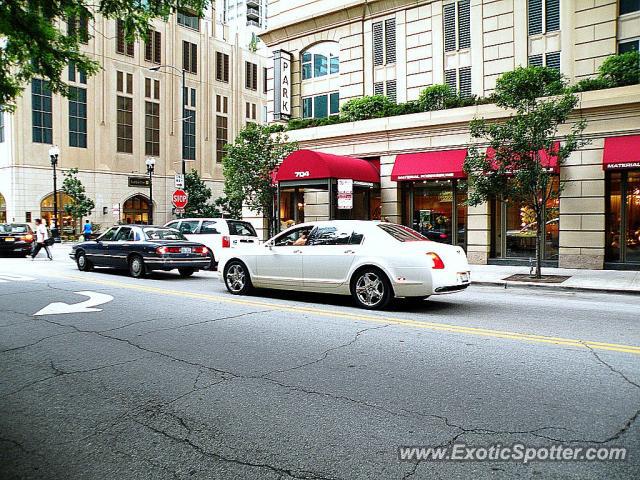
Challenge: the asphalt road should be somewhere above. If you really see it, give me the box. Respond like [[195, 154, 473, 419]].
[[1, 248, 639, 479]]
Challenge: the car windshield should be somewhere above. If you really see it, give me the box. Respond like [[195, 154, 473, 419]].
[[377, 223, 429, 242], [227, 220, 257, 237], [143, 228, 187, 241], [0, 224, 29, 234]]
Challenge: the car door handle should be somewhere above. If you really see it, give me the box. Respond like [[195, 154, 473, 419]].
[[344, 249, 355, 254], [293, 249, 302, 254]]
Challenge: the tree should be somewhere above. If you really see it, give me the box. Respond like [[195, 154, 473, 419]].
[[463, 66, 589, 278], [183, 169, 240, 218], [223, 124, 297, 236], [0, 0, 209, 111], [61, 168, 95, 230]]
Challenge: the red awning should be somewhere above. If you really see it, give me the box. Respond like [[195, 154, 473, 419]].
[[603, 135, 640, 170], [391, 149, 467, 181], [486, 142, 560, 173], [275, 150, 379, 183]]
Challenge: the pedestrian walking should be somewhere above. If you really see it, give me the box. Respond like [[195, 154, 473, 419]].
[[83, 219, 93, 241], [31, 219, 53, 260]]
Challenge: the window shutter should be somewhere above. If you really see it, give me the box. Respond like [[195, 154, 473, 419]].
[[445, 69, 457, 92], [224, 54, 230, 82], [373, 22, 384, 66], [528, 0, 542, 35], [386, 79, 397, 103], [528, 54, 543, 67], [145, 30, 153, 61], [444, 3, 456, 52], [385, 19, 396, 64], [116, 20, 125, 54], [459, 67, 471, 98], [252, 63, 258, 90], [263, 67, 268, 93], [545, 51, 560, 71], [183, 41, 190, 72], [216, 52, 222, 81], [154, 31, 161, 64], [545, 0, 560, 32], [191, 43, 197, 74], [458, 0, 471, 49], [374, 82, 384, 96], [245, 62, 250, 88]]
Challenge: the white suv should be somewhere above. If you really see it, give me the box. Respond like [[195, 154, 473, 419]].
[[164, 218, 258, 269]]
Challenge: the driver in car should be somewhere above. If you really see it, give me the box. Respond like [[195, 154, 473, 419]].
[[293, 231, 310, 246]]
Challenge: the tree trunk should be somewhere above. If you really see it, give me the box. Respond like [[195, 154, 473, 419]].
[[534, 210, 544, 279]]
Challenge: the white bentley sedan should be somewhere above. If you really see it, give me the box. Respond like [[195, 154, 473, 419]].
[[218, 221, 470, 309]]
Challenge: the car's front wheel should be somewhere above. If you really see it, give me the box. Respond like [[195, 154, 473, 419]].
[[178, 268, 195, 277], [129, 255, 146, 278], [224, 261, 252, 295], [76, 251, 93, 271], [351, 268, 392, 310]]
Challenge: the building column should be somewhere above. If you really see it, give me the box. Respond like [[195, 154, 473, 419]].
[[379, 154, 401, 223], [466, 202, 490, 265]]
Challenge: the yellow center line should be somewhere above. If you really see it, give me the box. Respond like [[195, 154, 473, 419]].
[[50, 272, 640, 356]]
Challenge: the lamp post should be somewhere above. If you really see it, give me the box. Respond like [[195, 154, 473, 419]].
[[48, 145, 61, 241], [149, 65, 187, 175], [145, 157, 156, 225]]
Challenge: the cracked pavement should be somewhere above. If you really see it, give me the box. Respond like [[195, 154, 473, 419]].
[[0, 253, 639, 479]]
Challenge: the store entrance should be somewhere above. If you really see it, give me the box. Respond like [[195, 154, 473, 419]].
[[606, 170, 640, 267]]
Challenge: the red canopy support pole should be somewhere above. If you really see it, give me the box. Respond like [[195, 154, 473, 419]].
[[328, 179, 334, 220]]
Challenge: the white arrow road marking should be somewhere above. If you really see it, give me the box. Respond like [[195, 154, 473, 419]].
[[0, 273, 35, 283], [33, 291, 114, 316]]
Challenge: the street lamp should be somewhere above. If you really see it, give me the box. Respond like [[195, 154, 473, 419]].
[[145, 157, 156, 225], [149, 65, 187, 175], [48, 145, 61, 241]]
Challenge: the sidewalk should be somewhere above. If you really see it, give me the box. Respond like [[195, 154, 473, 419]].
[[470, 264, 640, 295]]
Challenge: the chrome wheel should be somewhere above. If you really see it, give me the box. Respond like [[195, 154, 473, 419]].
[[77, 254, 86, 269], [225, 264, 246, 293], [129, 256, 145, 278], [355, 272, 385, 307]]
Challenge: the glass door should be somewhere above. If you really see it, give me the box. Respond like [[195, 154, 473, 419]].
[[606, 171, 640, 265], [625, 172, 640, 263]]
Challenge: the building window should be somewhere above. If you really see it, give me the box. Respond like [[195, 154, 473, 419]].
[[32, 79, 52, 144], [145, 29, 161, 64], [444, 1, 470, 52], [116, 71, 133, 94], [116, 20, 134, 56], [117, 96, 133, 153], [68, 62, 87, 84], [177, 9, 200, 31], [373, 81, 396, 102], [216, 115, 228, 163], [606, 171, 640, 264], [183, 41, 198, 74], [302, 92, 340, 119], [246, 102, 257, 120], [528, 52, 560, 71], [373, 19, 396, 66], [445, 67, 472, 98], [216, 52, 230, 82], [144, 78, 160, 157], [183, 87, 196, 160], [528, 54, 543, 67], [620, 0, 640, 15], [68, 86, 87, 148], [245, 61, 258, 90], [263, 67, 268, 93], [67, 13, 89, 44], [619, 39, 639, 53], [216, 95, 229, 114], [528, 0, 559, 35], [0, 108, 4, 143], [301, 42, 340, 80], [144, 78, 160, 100]]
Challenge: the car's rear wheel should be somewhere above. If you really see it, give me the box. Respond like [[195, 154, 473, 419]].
[[351, 268, 392, 310], [76, 251, 93, 271], [178, 267, 195, 277], [129, 255, 146, 278], [224, 261, 252, 295]]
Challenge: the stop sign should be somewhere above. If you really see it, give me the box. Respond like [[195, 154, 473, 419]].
[[172, 189, 188, 209]]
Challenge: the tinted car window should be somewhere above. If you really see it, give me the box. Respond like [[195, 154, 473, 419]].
[[378, 223, 428, 242], [99, 227, 119, 241], [201, 221, 220, 234], [350, 232, 364, 245], [0, 224, 30, 233], [227, 220, 257, 237], [179, 221, 201, 234], [114, 227, 134, 241], [144, 228, 187, 241], [166, 221, 180, 230], [308, 226, 352, 246], [274, 227, 310, 246], [0, 224, 9, 233]]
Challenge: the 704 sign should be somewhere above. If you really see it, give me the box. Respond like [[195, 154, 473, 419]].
[[294, 171, 310, 178]]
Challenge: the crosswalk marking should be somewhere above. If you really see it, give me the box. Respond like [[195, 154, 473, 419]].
[[0, 273, 35, 283]]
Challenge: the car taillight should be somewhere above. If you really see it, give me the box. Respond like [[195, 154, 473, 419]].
[[193, 246, 209, 255], [439, 233, 447, 239], [222, 236, 230, 248], [426, 252, 445, 269], [21, 234, 34, 242], [156, 246, 182, 254]]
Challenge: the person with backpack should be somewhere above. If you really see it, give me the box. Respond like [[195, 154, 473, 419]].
[[31, 218, 53, 260]]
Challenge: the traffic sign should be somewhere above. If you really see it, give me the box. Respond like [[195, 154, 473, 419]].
[[172, 189, 189, 209], [175, 174, 184, 189]]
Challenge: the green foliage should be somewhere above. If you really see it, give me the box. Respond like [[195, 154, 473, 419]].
[[340, 95, 395, 121], [0, 0, 209, 111], [223, 123, 297, 233], [61, 167, 95, 221], [183, 169, 240, 218], [567, 77, 611, 93], [287, 115, 342, 130], [389, 100, 422, 116], [464, 65, 589, 277], [598, 50, 640, 87], [418, 84, 459, 111]]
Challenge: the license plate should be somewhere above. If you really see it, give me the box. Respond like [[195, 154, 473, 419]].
[[457, 272, 470, 283], [180, 247, 192, 254], [4, 237, 15, 242]]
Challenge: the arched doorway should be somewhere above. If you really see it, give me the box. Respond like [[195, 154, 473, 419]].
[[40, 192, 76, 235], [122, 195, 150, 224], [0, 193, 6, 223]]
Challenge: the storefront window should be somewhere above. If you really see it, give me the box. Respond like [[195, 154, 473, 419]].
[[0, 193, 6, 223], [40, 192, 76, 235], [122, 195, 150, 225], [607, 171, 640, 265]]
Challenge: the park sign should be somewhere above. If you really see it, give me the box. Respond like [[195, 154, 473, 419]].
[[273, 49, 292, 121], [172, 189, 188, 211]]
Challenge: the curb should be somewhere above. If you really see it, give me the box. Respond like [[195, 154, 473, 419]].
[[471, 280, 640, 296]]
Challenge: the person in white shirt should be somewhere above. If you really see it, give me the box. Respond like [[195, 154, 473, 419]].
[[31, 218, 52, 260]]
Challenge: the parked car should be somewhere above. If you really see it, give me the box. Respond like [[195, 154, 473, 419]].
[[0, 223, 35, 257], [218, 220, 471, 310], [70, 225, 211, 278], [164, 218, 258, 269]]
